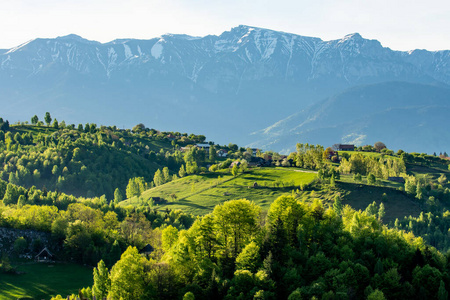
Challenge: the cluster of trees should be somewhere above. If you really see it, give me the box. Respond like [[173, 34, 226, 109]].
[[0, 118, 10, 132], [339, 153, 406, 180], [0, 178, 195, 266], [288, 144, 325, 170], [394, 211, 450, 253], [50, 196, 450, 299]]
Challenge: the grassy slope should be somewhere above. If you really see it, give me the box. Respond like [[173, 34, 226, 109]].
[[120, 168, 317, 215], [0, 262, 93, 299]]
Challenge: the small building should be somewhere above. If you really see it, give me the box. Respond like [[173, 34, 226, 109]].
[[139, 244, 154, 255], [388, 177, 405, 183], [167, 134, 176, 141], [336, 144, 355, 151], [196, 143, 211, 151], [217, 149, 228, 157], [35, 247, 54, 262], [151, 197, 164, 204]]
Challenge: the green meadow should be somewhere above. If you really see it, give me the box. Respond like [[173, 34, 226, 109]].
[[120, 168, 317, 214]]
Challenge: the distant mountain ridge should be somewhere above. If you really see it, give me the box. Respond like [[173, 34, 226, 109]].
[[1, 25, 449, 152], [249, 82, 450, 153]]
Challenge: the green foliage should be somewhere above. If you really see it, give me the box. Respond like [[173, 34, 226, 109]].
[[126, 177, 146, 198], [367, 173, 376, 185], [438, 280, 448, 300], [92, 260, 109, 300], [333, 195, 342, 215], [367, 289, 386, 300], [183, 291, 195, 300], [113, 188, 122, 205], [153, 169, 164, 187], [108, 246, 145, 299], [13, 236, 27, 254], [161, 225, 179, 252], [44, 112, 52, 126]]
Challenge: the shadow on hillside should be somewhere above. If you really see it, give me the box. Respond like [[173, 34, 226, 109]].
[[338, 182, 421, 222], [164, 199, 207, 210]]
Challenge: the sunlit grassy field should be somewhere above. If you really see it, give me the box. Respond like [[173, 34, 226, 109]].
[[120, 168, 317, 214], [0, 262, 93, 300]]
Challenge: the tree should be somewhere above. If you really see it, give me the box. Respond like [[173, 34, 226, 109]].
[[367, 173, 376, 185], [179, 165, 187, 178], [44, 112, 52, 126], [367, 289, 386, 300], [126, 177, 146, 198], [438, 280, 448, 300], [17, 195, 26, 208], [209, 145, 217, 162], [31, 115, 39, 125], [108, 246, 145, 299], [113, 188, 122, 205], [378, 202, 385, 221], [183, 292, 195, 300], [236, 241, 261, 272], [52, 119, 59, 129], [333, 195, 342, 215], [93, 260, 110, 300], [13, 237, 27, 254], [132, 123, 146, 133], [438, 174, 447, 185], [213, 199, 261, 258], [374, 142, 386, 152], [153, 169, 164, 187], [162, 167, 171, 183], [161, 225, 179, 252], [231, 164, 239, 177]]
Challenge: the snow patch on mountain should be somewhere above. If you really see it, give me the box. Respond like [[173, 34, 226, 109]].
[[123, 44, 133, 59], [151, 40, 164, 59]]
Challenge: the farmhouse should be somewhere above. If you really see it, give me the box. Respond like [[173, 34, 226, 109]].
[[336, 144, 355, 151], [196, 143, 211, 150], [217, 149, 228, 157]]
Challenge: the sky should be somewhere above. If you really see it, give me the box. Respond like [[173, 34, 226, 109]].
[[1, 0, 449, 51]]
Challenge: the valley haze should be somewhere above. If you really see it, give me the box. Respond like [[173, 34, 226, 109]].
[[1, 25, 449, 154]]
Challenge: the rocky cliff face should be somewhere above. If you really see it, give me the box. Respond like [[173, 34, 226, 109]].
[[1, 26, 449, 151]]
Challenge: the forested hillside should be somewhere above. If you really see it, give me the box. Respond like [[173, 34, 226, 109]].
[[0, 116, 208, 199], [2, 115, 450, 299]]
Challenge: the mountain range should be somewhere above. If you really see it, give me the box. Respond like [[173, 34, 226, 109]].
[[1, 25, 449, 153]]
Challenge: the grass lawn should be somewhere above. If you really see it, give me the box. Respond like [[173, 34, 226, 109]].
[[0, 262, 93, 300], [121, 168, 317, 215]]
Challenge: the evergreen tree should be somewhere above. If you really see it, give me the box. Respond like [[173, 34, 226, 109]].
[[44, 112, 52, 126], [378, 203, 385, 221], [31, 115, 39, 125], [17, 195, 25, 208], [113, 188, 122, 205], [438, 280, 448, 300], [93, 260, 110, 300], [209, 145, 217, 162], [333, 195, 342, 215]]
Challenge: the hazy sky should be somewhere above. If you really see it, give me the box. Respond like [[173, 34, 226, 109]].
[[1, 0, 449, 51]]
